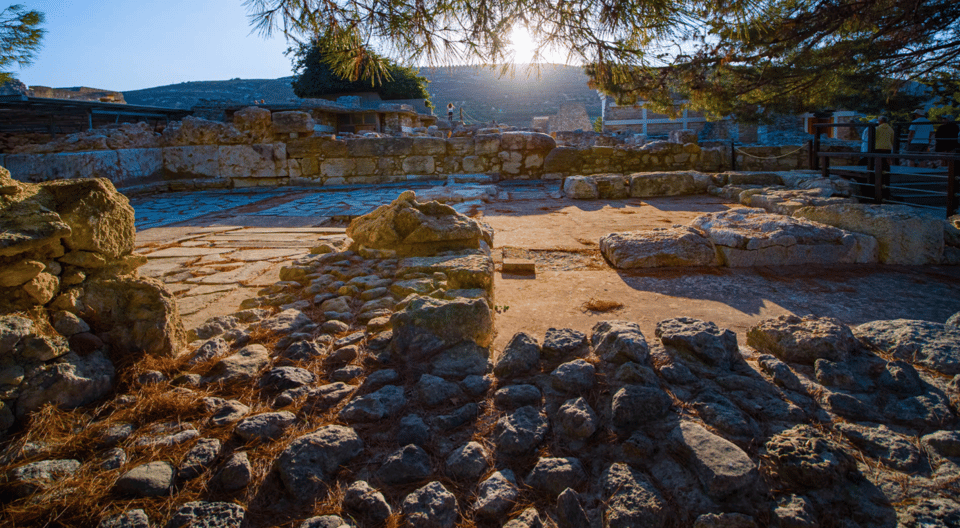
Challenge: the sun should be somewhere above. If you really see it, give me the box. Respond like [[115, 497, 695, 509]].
[[509, 25, 538, 64]]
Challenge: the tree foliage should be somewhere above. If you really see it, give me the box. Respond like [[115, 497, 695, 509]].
[[0, 4, 44, 84], [290, 36, 431, 105], [245, 0, 960, 121]]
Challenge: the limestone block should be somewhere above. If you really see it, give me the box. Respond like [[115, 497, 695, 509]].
[[402, 156, 436, 175], [233, 106, 272, 141], [322, 158, 357, 178], [600, 227, 720, 268], [271, 111, 315, 134], [475, 135, 501, 155], [628, 171, 710, 197], [286, 137, 329, 158], [594, 174, 629, 199], [413, 137, 447, 156], [219, 144, 288, 178], [446, 137, 475, 156], [793, 204, 943, 265], [117, 148, 163, 184], [163, 146, 219, 179], [563, 176, 598, 199], [39, 178, 135, 259], [382, 138, 416, 156], [523, 153, 544, 170], [378, 157, 399, 175], [5, 151, 121, 183], [0, 259, 45, 287], [462, 156, 488, 173], [544, 147, 583, 173], [692, 207, 879, 267]]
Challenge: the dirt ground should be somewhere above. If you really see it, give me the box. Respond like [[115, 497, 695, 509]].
[[481, 196, 960, 350]]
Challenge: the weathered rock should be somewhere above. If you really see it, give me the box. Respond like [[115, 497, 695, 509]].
[[557, 397, 599, 440], [563, 176, 599, 199], [6, 458, 80, 497], [260, 366, 316, 392], [601, 462, 668, 528], [398, 414, 431, 446], [348, 191, 485, 256], [298, 515, 354, 528], [207, 399, 250, 426], [526, 457, 586, 497], [166, 501, 245, 528], [344, 480, 392, 524], [542, 328, 589, 361], [771, 495, 818, 528], [601, 226, 720, 268], [272, 111, 316, 134], [496, 405, 549, 455], [338, 385, 405, 422], [922, 430, 960, 458], [98, 509, 150, 528], [377, 444, 432, 485], [504, 508, 549, 528], [556, 488, 590, 528], [474, 470, 519, 519], [445, 441, 489, 481], [392, 295, 494, 357], [402, 481, 459, 528], [672, 422, 758, 499], [656, 317, 740, 369], [764, 424, 856, 489], [179, 438, 222, 480], [416, 374, 465, 407], [836, 422, 925, 472], [551, 359, 596, 393], [234, 411, 296, 442], [276, 425, 364, 500], [854, 319, 960, 375], [691, 207, 878, 266], [629, 171, 712, 197], [591, 320, 650, 365], [757, 355, 805, 393], [610, 385, 672, 431], [794, 203, 944, 265], [16, 351, 114, 416], [211, 451, 252, 491], [747, 315, 858, 365], [494, 384, 542, 409], [692, 513, 758, 528], [205, 344, 270, 384], [494, 332, 541, 377], [430, 341, 490, 378], [233, 106, 272, 141], [114, 461, 174, 497]]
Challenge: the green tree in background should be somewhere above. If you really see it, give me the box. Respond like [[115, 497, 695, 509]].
[[247, 0, 959, 122], [593, 116, 603, 133], [0, 4, 44, 84], [289, 34, 431, 107]]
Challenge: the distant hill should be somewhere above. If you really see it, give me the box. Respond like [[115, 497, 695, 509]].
[[122, 64, 601, 127]]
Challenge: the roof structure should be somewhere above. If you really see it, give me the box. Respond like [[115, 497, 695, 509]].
[[0, 95, 193, 135]]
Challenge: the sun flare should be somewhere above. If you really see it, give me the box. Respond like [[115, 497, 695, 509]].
[[509, 26, 538, 64]]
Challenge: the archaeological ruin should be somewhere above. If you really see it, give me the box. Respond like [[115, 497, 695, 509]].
[[0, 106, 959, 528]]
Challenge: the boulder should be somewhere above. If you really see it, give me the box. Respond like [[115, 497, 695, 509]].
[[233, 106, 272, 142], [656, 317, 740, 369], [16, 351, 114, 416], [854, 319, 960, 375], [391, 295, 494, 358], [600, 227, 719, 268], [629, 171, 711, 197], [526, 457, 587, 496], [494, 332, 541, 377], [672, 422, 758, 499], [794, 203, 944, 265], [601, 463, 668, 528], [377, 444, 432, 485], [496, 405, 548, 455], [402, 481, 459, 528], [344, 481, 393, 524], [347, 191, 485, 256], [691, 207, 878, 266], [563, 176, 598, 199], [474, 470, 519, 518], [747, 315, 858, 365], [594, 174, 629, 199], [764, 424, 856, 489], [38, 178, 135, 259], [591, 320, 650, 365], [276, 425, 364, 500]]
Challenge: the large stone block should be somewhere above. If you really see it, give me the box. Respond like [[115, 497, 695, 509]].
[[117, 148, 163, 184], [446, 137, 475, 156], [692, 207, 879, 267], [39, 178, 135, 258], [475, 135, 501, 155], [594, 174, 629, 199], [321, 158, 356, 178], [5, 151, 122, 183], [601, 227, 720, 268], [563, 176, 598, 199], [793, 204, 943, 265], [271, 111, 315, 134], [413, 137, 447, 156], [629, 171, 711, 197], [163, 146, 220, 179], [402, 156, 436, 175], [543, 147, 583, 173], [219, 144, 288, 178]]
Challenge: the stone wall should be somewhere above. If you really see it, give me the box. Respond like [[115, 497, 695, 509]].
[[2, 108, 853, 189]]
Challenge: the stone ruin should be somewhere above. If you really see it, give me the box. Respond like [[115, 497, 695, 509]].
[[0, 166, 958, 527]]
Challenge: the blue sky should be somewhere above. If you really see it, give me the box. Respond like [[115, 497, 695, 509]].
[[10, 1, 295, 91]]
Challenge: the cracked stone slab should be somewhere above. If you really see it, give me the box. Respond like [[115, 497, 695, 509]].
[[185, 261, 275, 285]]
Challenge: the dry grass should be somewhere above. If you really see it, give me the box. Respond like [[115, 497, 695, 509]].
[[580, 298, 624, 313]]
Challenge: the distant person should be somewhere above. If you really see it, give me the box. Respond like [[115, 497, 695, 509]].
[[874, 116, 894, 171], [860, 118, 877, 153], [907, 108, 934, 166], [447, 102, 455, 122]]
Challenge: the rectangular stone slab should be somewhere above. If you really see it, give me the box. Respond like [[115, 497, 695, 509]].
[[502, 259, 536, 273]]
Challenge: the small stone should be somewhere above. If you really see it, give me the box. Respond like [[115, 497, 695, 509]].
[[276, 425, 364, 501], [398, 414, 431, 446], [339, 385, 405, 422], [416, 374, 465, 407], [260, 367, 316, 392], [526, 457, 587, 497], [211, 451, 252, 491], [179, 438, 222, 480], [208, 400, 250, 426], [235, 411, 297, 442], [610, 385, 672, 432], [494, 332, 541, 377], [189, 337, 230, 365], [206, 344, 270, 384], [591, 320, 650, 365], [280, 339, 328, 363], [343, 480, 392, 523], [445, 441, 489, 481], [557, 397, 598, 440], [402, 481, 459, 528], [494, 384, 542, 409], [327, 345, 359, 366], [7, 458, 81, 497], [51, 311, 90, 336], [556, 488, 590, 528], [100, 447, 127, 470], [474, 470, 518, 519], [321, 320, 350, 334], [167, 501, 245, 528], [551, 359, 596, 393], [332, 365, 364, 382], [378, 444, 432, 485], [496, 405, 548, 455], [542, 328, 590, 361], [114, 461, 174, 497], [460, 374, 492, 396], [97, 509, 150, 528]]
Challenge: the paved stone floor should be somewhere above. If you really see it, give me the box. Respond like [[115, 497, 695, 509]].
[[133, 181, 556, 330]]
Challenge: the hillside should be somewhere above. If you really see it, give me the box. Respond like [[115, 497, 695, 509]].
[[122, 64, 601, 127]]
